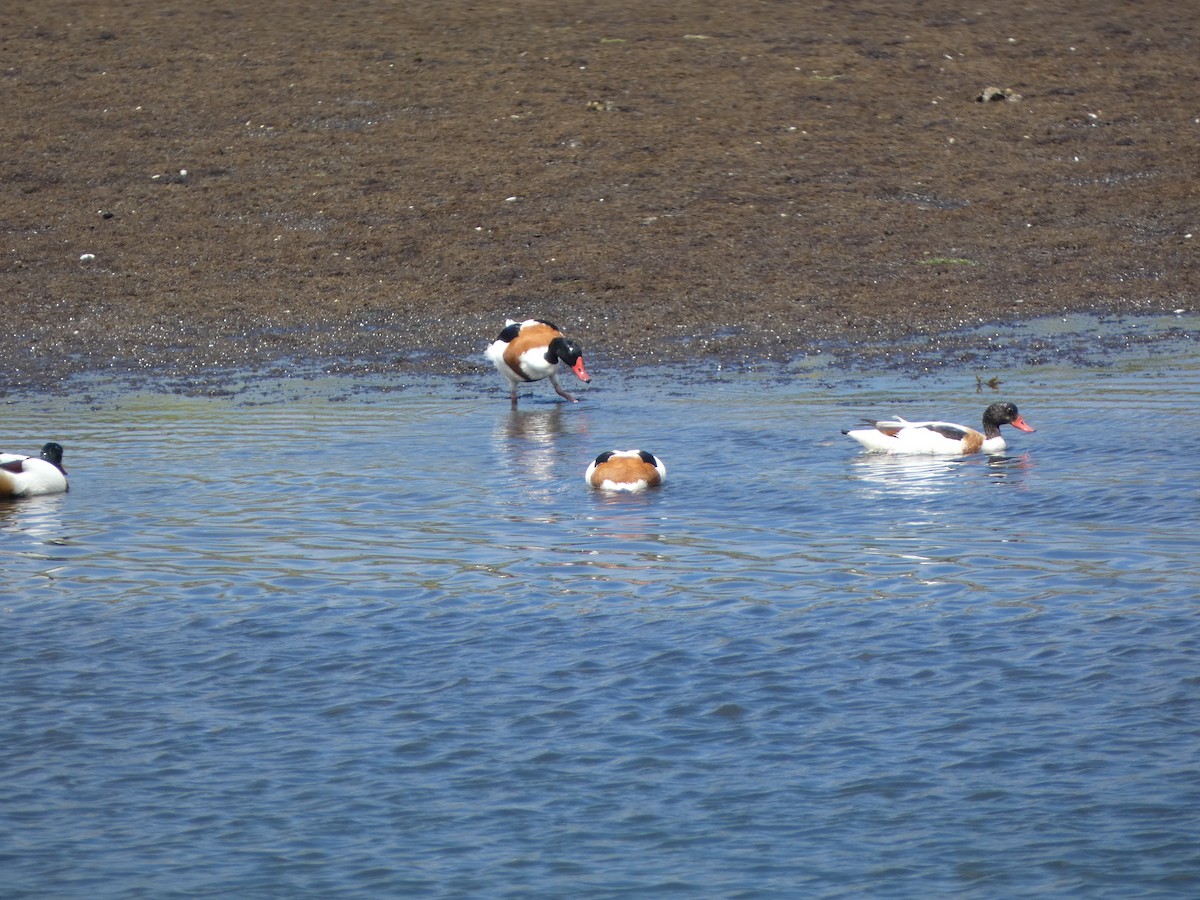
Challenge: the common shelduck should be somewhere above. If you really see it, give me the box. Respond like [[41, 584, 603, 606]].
[[485, 319, 591, 406], [844, 401, 1036, 455], [585, 450, 666, 492], [0, 443, 69, 497]]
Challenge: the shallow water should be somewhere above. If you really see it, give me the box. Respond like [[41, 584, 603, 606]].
[[3, 339, 1199, 897]]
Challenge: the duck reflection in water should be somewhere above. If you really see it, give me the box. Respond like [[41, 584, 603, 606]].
[[493, 405, 581, 491], [0, 492, 69, 541], [851, 451, 1033, 500]]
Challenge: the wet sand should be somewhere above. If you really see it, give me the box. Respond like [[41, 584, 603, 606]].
[[3, 1, 1196, 395]]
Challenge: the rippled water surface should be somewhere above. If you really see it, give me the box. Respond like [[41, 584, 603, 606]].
[[3, 337, 1199, 897]]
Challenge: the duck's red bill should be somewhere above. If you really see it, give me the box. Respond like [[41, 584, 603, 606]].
[[1012, 415, 1035, 433], [571, 358, 591, 383]]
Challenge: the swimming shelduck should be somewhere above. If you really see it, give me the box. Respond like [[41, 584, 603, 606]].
[[0, 443, 69, 497], [844, 401, 1036, 455], [585, 450, 666, 492], [485, 319, 591, 406]]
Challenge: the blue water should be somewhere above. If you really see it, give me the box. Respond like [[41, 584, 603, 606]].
[[3, 335, 1199, 897]]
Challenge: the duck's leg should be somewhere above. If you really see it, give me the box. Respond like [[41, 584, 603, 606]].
[[510, 384, 520, 407], [550, 373, 578, 402]]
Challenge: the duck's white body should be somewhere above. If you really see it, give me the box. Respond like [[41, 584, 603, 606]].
[[585, 449, 666, 492], [0, 444, 69, 497], [845, 418, 1009, 455], [485, 319, 591, 406], [844, 402, 1035, 456]]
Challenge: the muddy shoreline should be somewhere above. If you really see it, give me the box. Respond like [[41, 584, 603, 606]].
[[4, 1, 1196, 397]]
